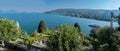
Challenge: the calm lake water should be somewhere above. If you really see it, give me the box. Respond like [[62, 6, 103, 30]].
[[0, 13, 119, 34]]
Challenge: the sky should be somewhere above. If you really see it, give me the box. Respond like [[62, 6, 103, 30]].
[[0, 0, 120, 12]]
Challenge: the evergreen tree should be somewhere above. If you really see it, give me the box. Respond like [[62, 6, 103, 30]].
[[38, 20, 48, 33], [74, 23, 81, 32]]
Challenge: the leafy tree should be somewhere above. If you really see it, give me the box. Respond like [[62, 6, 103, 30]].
[[74, 22, 81, 32], [23, 36, 35, 50], [109, 31, 120, 51], [47, 24, 86, 51], [32, 30, 38, 37], [89, 28, 101, 51], [0, 19, 19, 41], [90, 26, 117, 51], [89, 28, 100, 38], [38, 20, 48, 33], [99, 27, 115, 51], [0, 19, 28, 46]]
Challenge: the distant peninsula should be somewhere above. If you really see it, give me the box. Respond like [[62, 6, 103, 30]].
[[45, 9, 120, 21]]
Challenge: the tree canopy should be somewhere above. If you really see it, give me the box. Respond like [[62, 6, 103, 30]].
[[89, 26, 120, 51], [74, 22, 81, 32], [32, 30, 38, 37], [0, 19, 20, 41], [47, 24, 89, 51]]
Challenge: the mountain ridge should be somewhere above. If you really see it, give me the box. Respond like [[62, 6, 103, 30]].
[[45, 8, 120, 21]]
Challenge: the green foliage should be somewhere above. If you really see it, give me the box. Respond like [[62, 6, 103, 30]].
[[89, 28, 100, 38], [101, 27, 115, 44], [32, 30, 38, 37], [47, 24, 87, 51], [90, 26, 119, 51], [42, 29, 51, 35], [23, 36, 35, 46], [109, 31, 120, 51], [118, 15, 120, 27], [0, 19, 20, 41], [38, 20, 48, 33], [83, 40, 90, 46], [0, 19, 29, 45], [14, 39, 19, 45], [19, 30, 28, 37], [74, 22, 81, 32]]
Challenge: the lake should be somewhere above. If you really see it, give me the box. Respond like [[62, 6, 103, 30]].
[[0, 13, 119, 34]]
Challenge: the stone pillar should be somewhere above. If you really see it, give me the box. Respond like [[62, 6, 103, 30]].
[[16, 21, 19, 28], [110, 12, 114, 28]]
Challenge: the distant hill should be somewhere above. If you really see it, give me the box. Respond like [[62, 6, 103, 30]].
[[45, 9, 120, 21]]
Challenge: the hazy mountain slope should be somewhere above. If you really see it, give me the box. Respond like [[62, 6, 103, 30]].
[[45, 9, 120, 21]]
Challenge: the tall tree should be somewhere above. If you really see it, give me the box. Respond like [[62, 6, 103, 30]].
[[74, 23, 81, 32], [38, 20, 48, 33]]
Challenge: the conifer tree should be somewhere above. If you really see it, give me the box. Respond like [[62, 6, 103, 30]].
[[38, 20, 48, 33], [74, 23, 81, 32]]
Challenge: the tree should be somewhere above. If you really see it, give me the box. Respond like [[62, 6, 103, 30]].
[[74, 23, 81, 32], [89, 28, 100, 38], [0, 19, 19, 41], [109, 31, 120, 51], [89, 28, 101, 51], [47, 24, 86, 51], [32, 30, 38, 37], [23, 36, 35, 50], [38, 20, 48, 33], [89, 26, 117, 51]]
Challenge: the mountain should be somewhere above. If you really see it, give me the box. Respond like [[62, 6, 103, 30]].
[[45, 9, 120, 21]]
